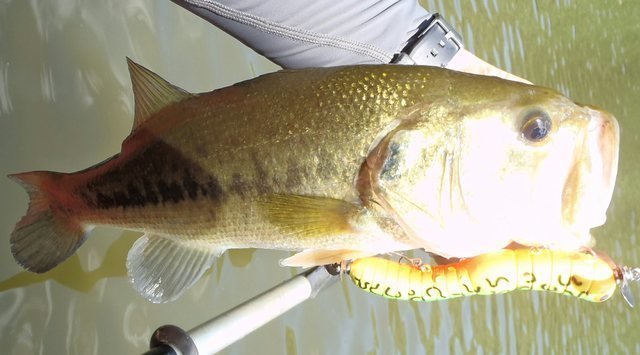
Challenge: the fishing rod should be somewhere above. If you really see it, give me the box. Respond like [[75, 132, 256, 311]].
[[142, 248, 639, 354], [142, 265, 338, 355]]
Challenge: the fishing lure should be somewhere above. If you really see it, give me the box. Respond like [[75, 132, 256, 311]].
[[346, 248, 640, 306]]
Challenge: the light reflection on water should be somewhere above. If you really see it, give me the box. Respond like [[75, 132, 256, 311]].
[[0, 0, 639, 354]]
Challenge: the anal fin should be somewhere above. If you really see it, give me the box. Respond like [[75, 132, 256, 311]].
[[126, 234, 224, 303]]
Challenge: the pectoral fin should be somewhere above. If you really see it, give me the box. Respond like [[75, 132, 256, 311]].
[[281, 249, 375, 268], [126, 234, 224, 303], [258, 194, 362, 238]]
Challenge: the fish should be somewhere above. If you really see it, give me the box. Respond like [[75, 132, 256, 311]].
[[8, 59, 619, 303]]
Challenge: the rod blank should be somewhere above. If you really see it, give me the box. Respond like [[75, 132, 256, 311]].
[[144, 266, 337, 355]]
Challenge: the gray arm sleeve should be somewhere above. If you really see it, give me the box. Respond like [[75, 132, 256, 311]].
[[171, 0, 430, 68]]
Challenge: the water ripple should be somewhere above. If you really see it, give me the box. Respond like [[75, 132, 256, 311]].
[[65, 298, 99, 355], [0, 289, 25, 331], [122, 302, 151, 349], [0, 60, 13, 115], [40, 63, 56, 103]]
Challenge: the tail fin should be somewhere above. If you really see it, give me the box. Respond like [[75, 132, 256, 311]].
[[8, 171, 88, 273]]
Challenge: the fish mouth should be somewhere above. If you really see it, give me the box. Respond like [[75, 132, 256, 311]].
[[562, 106, 620, 229]]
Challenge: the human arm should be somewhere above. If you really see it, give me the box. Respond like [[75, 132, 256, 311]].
[[170, 0, 530, 83], [448, 49, 530, 83]]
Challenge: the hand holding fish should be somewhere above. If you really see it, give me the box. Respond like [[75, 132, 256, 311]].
[[446, 48, 531, 84]]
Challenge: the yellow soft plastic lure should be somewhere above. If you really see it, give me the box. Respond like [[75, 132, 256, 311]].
[[347, 248, 640, 306]]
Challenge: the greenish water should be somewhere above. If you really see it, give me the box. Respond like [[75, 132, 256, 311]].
[[0, 0, 638, 354]]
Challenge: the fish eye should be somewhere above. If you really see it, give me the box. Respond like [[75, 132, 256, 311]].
[[521, 110, 552, 142]]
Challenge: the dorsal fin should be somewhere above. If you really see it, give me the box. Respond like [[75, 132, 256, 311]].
[[126, 57, 194, 130]]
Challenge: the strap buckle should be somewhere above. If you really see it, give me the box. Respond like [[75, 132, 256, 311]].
[[392, 13, 464, 67]]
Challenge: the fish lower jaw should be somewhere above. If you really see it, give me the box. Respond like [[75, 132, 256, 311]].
[[423, 226, 593, 259], [512, 229, 593, 252], [421, 234, 513, 259], [562, 184, 610, 231]]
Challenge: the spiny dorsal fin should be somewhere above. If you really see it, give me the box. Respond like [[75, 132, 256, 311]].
[[126, 57, 194, 130]]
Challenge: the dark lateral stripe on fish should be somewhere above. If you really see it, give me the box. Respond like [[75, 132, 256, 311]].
[[86, 175, 226, 209], [229, 173, 250, 200], [284, 163, 303, 190], [81, 141, 227, 209], [251, 155, 271, 194]]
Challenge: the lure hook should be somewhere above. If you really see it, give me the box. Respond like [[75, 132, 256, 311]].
[[617, 265, 640, 308]]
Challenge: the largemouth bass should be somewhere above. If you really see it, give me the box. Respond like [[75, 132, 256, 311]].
[[9, 60, 619, 303]]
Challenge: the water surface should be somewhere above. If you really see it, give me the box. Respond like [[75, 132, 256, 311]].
[[0, 0, 638, 354]]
